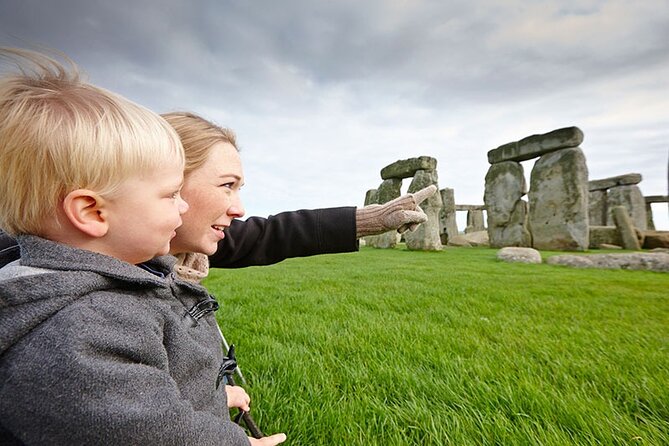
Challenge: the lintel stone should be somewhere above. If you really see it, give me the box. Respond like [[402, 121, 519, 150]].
[[487, 126, 584, 164], [588, 173, 642, 191], [645, 195, 668, 203], [381, 156, 437, 180]]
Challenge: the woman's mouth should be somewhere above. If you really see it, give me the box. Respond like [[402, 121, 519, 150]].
[[212, 225, 227, 239]]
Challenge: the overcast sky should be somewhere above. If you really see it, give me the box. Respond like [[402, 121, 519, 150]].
[[1, 0, 668, 229]]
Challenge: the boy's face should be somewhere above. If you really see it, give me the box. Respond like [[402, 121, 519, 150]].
[[104, 158, 188, 264]]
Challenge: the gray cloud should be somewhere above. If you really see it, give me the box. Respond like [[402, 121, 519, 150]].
[[1, 0, 667, 228]]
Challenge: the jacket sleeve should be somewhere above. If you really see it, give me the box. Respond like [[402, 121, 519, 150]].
[[209, 207, 359, 268]]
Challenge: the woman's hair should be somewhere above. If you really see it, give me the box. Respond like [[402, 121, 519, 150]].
[[161, 111, 238, 177], [0, 47, 184, 236]]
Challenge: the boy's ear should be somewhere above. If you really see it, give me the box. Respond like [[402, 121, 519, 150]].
[[62, 189, 109, 238]]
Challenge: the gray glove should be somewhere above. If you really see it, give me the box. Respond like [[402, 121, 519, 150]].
[[355, 185, 437, 238]]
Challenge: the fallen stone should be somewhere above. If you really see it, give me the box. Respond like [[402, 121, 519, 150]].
[[497, 247, 542, 264], [612, 206, 640, 250], [447, 235, 472, 247], [487, 126, 583, 164], [598, 244, 623, 250], [547, 252, 669, 273], [588, 173, 642, 191], [381, 156, 437, 180], [606, 185, 647, 230], [462, 230, 489, 247], [643, 231, 669, 249]]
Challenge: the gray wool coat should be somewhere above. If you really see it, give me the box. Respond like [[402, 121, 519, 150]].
[[0, 235, 250, 445]]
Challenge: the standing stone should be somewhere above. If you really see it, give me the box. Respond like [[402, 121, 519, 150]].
[[405, 170, 442, 251], [465, 210, 485, 234], [529, 147, 589, 251], [364, 189, 379, 206], [611, 206, 641, 250], [606, 185, 647, 231], [365, 179, 402, 249], [588, 190, 607, 226], [645, 202, 655, 231], [484, 161, 531, 247], [439, 188, 458, 244]]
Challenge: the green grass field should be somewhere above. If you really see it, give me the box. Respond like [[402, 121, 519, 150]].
[[206, 246, 669, 445]]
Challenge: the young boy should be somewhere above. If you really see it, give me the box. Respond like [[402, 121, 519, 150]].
[[0, 48, 283, 445]]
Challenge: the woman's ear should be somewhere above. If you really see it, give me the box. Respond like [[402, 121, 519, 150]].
[[62, 189, 109, 238]]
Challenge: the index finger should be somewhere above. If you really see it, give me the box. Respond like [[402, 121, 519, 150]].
[[411, 184, 437, 205]]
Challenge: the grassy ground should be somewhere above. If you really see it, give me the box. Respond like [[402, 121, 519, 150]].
[[205, 246, 669, 445]]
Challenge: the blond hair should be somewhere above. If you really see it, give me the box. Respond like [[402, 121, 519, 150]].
[[0, 48, 185, 236], [161, 111, 238, 177]]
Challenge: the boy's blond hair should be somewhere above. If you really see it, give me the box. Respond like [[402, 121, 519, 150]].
[[0, 48, 185, 236], [161, 111, 238, 177]]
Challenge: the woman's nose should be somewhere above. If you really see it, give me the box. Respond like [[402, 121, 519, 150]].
[[178, 195, 189, 214], [228, 195, 245, 218]]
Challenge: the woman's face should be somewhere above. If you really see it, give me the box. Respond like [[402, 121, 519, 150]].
[[169, 142, 245, 255]]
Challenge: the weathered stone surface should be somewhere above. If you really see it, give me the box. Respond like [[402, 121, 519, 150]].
[[547, 252, 669, 273], [643, 231, 669, 249], [365, 178, 402, 249], [528, 147, 589, 251], [484, 161, 531, 247], [455, 204, 485, 211], [599, 244, 622, 250], [487, 127, 583, 164], [364, 189, 379, 206], [645, 196, 667, 231], [588, 190, 607, 226], [645, 195, 668, 203], [606, 185, 647, 230], [465, 210, 485, 234], [439, 188, 459, 244], [589, 226, 622, 249], [612, 206, 641, 250], [381, 156, 437, 180], [497, 247, 542, 264], [446, 235, 472, 247], [405, 170, 442, 251], [588, 173, 642, 191], [645, 202, 655, 231], [447, 231, 489, 247], [463, 230, 489, 246]]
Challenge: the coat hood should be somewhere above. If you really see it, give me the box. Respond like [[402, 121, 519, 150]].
[[0, 235, 176, 358]]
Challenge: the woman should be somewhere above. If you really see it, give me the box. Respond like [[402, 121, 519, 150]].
[[160, 111, 435, 282]]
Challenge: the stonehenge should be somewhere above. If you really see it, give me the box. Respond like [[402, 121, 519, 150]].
[[364, 127, 666, 252]]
